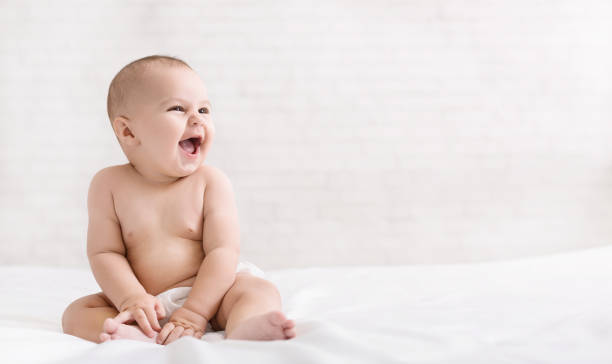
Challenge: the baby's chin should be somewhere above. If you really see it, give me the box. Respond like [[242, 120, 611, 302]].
[[173, 155, 204, 176], [173, 163, 203, 177]]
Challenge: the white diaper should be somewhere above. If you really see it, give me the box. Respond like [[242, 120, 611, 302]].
[[155, 261, 266, 333]]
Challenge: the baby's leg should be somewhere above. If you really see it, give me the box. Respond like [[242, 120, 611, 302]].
[[214, 273, 296, 340], [62, 292, 120, 343], [62, 292, 157, 344]]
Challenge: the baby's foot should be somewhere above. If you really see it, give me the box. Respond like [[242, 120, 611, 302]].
[[99, 317, 158, 344], [227, 311, 296, 341]]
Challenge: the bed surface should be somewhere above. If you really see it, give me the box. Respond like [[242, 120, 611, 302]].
[[1, 246, 611, 364]]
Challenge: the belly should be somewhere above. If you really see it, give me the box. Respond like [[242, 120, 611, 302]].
[[126, 237, 205, 296]]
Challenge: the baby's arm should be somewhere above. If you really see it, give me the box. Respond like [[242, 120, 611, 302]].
[[181, 166, 240, 322], [86, 168, 162, 336]]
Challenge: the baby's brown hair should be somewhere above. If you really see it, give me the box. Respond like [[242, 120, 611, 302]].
[[106, 55, 192, 123]]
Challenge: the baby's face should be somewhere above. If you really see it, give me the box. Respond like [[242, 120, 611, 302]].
[[122, 65, 214, 181]]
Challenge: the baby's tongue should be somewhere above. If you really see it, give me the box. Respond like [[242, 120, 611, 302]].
[[179, 139, 195, 154]]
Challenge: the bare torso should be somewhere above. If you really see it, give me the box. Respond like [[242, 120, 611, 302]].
[[110, 163, 208, 296]]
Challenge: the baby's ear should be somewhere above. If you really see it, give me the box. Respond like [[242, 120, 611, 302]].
[[112, 116, 137, 146]]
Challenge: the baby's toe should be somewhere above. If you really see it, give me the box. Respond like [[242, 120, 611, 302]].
[[103, 317, 120, 335], [284, 327, 296, 339], [267, 311, 287, 327], [282, 319, 295, 329]]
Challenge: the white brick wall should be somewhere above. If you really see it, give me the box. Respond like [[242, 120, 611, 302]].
[[1, 1, 612, 269]]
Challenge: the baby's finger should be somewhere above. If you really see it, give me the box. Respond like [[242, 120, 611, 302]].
[[157, 322, 174, 345], [144, 307, 161, 331], [154, 300, 166, 319], [133, 308, 155, 337], [165, 326, 185, 345], [113, 310, 133, 324], [181, 328, 194, 338]]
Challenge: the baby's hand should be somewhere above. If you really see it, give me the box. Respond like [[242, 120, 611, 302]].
[[116, 292, 166, 338], [156, 306, 207, 345]]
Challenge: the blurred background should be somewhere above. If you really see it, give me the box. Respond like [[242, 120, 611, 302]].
[[1, 1, 611, 270]]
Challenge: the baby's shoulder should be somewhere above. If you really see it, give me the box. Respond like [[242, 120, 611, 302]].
[[88, 164, 130, 190], [197, 164, 232, 185], [91, 163, 128, 179]]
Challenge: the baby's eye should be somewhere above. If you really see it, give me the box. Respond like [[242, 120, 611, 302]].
[[199, 107, 210, 114], [168, 105, 184, 112]]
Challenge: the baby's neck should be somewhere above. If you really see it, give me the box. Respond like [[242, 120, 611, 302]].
[[127, 163, 181, 186]]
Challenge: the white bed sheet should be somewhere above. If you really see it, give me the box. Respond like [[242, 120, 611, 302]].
[[1, 246, 611, 364]]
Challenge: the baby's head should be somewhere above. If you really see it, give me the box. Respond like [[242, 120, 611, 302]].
[[107, 55, 214, 184]]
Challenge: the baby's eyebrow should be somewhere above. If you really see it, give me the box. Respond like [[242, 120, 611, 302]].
[[160, 97, 211, 107]]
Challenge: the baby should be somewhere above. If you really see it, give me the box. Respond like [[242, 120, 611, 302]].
[[61, 55, 296, 345]]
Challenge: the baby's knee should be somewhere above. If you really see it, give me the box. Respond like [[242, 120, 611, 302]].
[[245, 277, 281, 301], [61, 299, 80, 334], [61, 293, 108, 333]]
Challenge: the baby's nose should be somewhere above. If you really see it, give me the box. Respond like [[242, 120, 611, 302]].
[[189, 115, 204, 125]]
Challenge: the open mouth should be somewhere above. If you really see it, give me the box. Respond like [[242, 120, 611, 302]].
[[178, 136, 202, 156]]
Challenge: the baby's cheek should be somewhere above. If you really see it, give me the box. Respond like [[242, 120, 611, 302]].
[[204, 123, 215, 140]]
